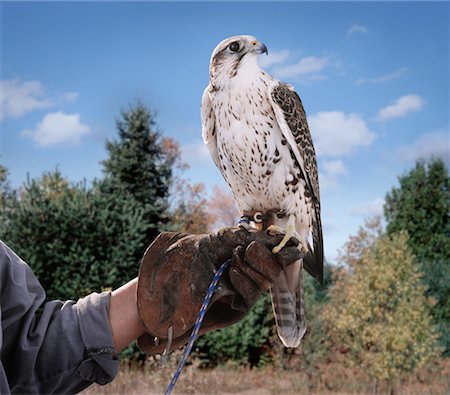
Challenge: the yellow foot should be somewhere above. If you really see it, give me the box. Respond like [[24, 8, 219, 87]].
[[266, 224, 294, 253], [272, 232, 294, 254], [268, 221, 307, 255], [266, 225, 285, 236]]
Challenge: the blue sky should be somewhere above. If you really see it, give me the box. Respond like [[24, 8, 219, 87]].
[[1, 1, 449, 262]]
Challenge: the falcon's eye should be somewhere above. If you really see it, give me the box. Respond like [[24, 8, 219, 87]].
[[229, 42, 240, 52]]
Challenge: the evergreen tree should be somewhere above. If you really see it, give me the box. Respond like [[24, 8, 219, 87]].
[[0, 170, 150, 300], [2, 170, 104, 298], [0, 164, 13, 223], [100, 103, 174, 242], [0, 164, 8, 197], [194, 293, 274, 367], [0, 103, 175, 302], [323, 220, 440, 392], [384, 159, 450, 354]]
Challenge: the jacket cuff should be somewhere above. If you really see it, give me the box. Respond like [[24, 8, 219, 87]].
[[75, 291, 119, 385]]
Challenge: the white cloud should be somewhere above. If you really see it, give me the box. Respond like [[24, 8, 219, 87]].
[[273, 56, 329, 81], [398, 129, 449, 166], [346, 23, 369, 37], [21, 111, 90, 147], [181, 140, 212, 165], [356, 67, 407, 86], [258, 49, 335, 84], [322, 159, 347, 176], [0, 80, 52, 120], [319, 159, 347, 191], [0, 79, 80, 121], [349, 198, 385, 217], [258, 49, 291, 69], [61, 92, 79, 102], [309, 111, 376, 157], [376, 94, 425, 121]]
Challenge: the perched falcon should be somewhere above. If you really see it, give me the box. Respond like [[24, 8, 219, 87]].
[[201, 35, 323, 348]]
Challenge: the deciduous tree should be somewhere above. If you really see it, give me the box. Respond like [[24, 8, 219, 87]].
[[323, 220, 440, 393], [384, 159, 450, 354], [206, 185, 240, 230]]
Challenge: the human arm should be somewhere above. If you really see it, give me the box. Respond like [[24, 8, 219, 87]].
[[0, 226, 299, 393], [0, 241, 119, 395], [108, 277, 145, 352]]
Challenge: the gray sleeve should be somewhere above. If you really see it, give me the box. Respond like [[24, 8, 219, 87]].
[[0, 241, 119, 394]]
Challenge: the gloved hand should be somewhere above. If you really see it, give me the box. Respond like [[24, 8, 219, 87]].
[[136, 226, 302, 354]]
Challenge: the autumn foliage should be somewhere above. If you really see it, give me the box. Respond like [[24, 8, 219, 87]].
[[323, 219, 441, 388]]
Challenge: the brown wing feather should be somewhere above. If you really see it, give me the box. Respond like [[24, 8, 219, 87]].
[[271, 83, 324, 285]]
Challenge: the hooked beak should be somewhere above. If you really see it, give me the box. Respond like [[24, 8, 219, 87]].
[[255, 42, 268, 55]]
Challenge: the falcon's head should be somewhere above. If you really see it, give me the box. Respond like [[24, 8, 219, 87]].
[[209, 35, 268, 89]]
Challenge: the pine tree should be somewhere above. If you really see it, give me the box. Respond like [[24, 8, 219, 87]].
[[0, 169, 144, 300], [0, 164, 13, 222], [0, 103, 176, 302], [384, 158, 450, 354], [323, 219, 440, 392], [100, 103, 174, 241]]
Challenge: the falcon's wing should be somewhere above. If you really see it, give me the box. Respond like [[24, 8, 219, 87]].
[[268, 82, 324, 285], [201, 87, 221, 169]]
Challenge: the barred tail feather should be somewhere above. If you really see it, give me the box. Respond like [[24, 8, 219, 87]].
[[270, 261, 306, 348]]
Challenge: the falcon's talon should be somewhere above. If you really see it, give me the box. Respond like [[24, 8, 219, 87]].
[[266, 225, 285, 236], [271, 220, 300, 254], [271, 234, 292, 254]]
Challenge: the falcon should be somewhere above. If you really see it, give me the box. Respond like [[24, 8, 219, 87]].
[[201, 35, 323, 348]]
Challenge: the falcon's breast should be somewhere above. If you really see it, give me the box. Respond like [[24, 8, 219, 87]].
[[210, 73, 311, 218]]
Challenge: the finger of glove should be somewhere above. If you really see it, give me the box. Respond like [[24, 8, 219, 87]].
[[243, 241, 284, 284], [229, 251, 264, 308], [274, 246, 304, 266], [232, 248, 272, 292], [229, 267, 261, 309], [216, 226, 253, 248], [234, 244, 245, 258]]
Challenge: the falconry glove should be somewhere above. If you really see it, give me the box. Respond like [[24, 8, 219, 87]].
[[136, 226, 302, 354]]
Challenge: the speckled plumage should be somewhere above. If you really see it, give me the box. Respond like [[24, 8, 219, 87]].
[[202, 35, 323, 348]]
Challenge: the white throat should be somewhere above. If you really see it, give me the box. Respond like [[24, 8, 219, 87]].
[[211, 54, 263, 91], [234, 55, 262, 82]]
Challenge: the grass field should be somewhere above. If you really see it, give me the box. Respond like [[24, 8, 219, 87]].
[[81, 356, 449, 395]]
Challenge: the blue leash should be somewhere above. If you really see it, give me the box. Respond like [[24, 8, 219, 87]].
[[164, 258, 232, 395]]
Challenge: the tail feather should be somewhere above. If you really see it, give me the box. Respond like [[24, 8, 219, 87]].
[[270, 261, 306, 348]]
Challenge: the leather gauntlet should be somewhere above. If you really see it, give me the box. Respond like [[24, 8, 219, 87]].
[[136, 227, 301, 354]]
